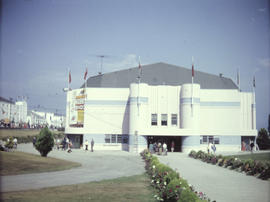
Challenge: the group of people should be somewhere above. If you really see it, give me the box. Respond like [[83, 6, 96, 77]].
[[241, 140, 259, 152], [149, 142, 168, 155], [53, 136, 73, 153], [84, 139, 94, 152]]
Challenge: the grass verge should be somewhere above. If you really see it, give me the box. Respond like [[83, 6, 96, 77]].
[[0, 129, 41, 138], [0, 151, 81, 176], [1, 174, 156, 202]]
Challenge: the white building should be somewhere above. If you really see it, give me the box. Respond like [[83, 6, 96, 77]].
[[65, 62, 257, 153], [15, 101, 28, 124], [31, 111, 65, 129], [0, 97, 26, 127]]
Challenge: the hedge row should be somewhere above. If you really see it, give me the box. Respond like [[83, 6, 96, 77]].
[[189, 150, 270, 180], [141, 149, 213, 202], [1, 132, 65, 144]]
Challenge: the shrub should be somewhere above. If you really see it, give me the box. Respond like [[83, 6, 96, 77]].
[[34, 127, 54, 157], [257, 128, 270, 150]]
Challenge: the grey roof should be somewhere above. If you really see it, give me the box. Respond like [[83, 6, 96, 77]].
[[0, 96, 14, 104], [83, 62, 238, 89]]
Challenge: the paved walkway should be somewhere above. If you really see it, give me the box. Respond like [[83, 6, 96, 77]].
[[158, 153, 270, 202], [1, 144, 145, 192]]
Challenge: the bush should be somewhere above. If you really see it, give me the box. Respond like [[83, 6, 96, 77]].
[[34, 127, 54, 157], [188, 150, 270, 180], [142, 149, 209, 202]]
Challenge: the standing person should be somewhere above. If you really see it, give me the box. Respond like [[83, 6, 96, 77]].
[[158, 142, 162, 155], [250, 140, 254, 153], [85, 139, 89, 151], [163, 142, 167, 155], [91, 139, 94, 152], [212, 143, 216, 154], [13, 137, 17, 149], [67, 140, 72, 153], [171, 141, 175, 152], [56, 138, 60, 150], [66, 137, 69, 150], [62, 138, 66, 151], [149, 142, 153, 154], [207, 142, 211, 154]]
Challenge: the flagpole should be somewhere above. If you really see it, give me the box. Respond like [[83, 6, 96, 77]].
[[237, 68, 240, 91], [68, 68, 70, 91], [252, 76, 256, 129], [191, 56, 194, 117], [137, 56, 141, 116]]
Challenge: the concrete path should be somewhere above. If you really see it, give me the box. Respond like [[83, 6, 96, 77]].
[[1, 144, 145, 192], [158, 153, 270, 202]]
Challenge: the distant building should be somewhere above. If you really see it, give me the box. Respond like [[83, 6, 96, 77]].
[[65, 62, 257, 153], [31, 111, 65, 129], [15, 101, 27, 124]]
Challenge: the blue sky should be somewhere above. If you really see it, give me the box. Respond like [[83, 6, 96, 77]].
[[0, 0, 269, 129]]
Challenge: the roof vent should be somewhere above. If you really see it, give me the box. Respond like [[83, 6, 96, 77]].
[[219, 73, 223, 78]]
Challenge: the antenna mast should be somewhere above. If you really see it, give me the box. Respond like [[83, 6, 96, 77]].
[[97, 55, 105, 75]]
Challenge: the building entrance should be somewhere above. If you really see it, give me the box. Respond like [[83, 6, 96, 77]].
[[67, 134, 83, 148], [147, 136, 182, 152]]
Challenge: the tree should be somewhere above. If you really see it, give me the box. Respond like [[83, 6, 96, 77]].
[[35, 127, 54, 157], [256, 128, 270, 150]]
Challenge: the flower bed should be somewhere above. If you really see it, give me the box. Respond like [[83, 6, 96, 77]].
[[189, 150, 270, 180], [141, 149, 213, 202]]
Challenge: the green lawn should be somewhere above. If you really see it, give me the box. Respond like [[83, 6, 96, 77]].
[[0, 151, 81, 175], [1, 174, 157, 202], [228, 152, 270, 162]]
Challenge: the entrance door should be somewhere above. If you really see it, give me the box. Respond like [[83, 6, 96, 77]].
[[147, 136, 182, 152]]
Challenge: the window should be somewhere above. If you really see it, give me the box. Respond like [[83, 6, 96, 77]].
[[200, 136, 219, 144], [208, 136, 214, 143], [214, 136, 220, 144], [171, 114, 177, 126], [117, 135, 122, 143], [151, 114, 157, 126], [111, 135, 116, 143], [105, 134, 110, 143], [161, 114, 167, 126]]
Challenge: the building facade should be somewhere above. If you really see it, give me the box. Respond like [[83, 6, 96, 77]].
[[65, 63, 257, 153]]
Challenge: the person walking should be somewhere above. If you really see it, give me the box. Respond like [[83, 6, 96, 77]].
[[13, 138, 17, 149], [91, 139, 94, 152]]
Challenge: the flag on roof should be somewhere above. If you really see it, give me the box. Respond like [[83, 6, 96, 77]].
[[69, 70, 71, 84], [84, 68, 88, 80]]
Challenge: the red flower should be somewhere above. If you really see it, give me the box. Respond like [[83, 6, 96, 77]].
[[176, 185, 180, 188], [169, 189, 172, 192]]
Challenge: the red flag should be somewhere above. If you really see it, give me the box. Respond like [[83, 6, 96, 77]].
[[84, 68, 88, 80], [69, 70, 71, 83], [192, 63, 194, 77]]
